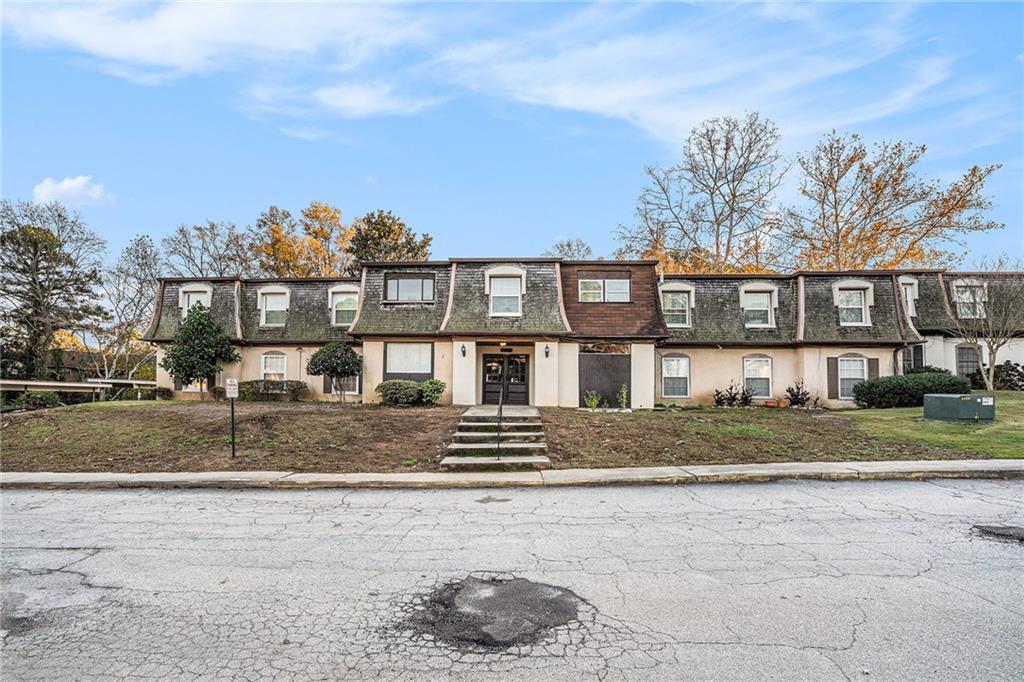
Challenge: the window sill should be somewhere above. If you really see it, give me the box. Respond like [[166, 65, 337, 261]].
[[259, 324, 286, 328], [382, 300, 434, 305], [489, 312, 522, 318], [666, 323, 692, 329], [744, 324, 775, 329], [839, 322, 872, 327]]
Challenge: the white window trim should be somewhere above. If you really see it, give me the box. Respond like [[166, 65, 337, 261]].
[[660, 282, 694, 328], [330, 372, 362, 396], [838, 356, 868, 401], [578, 278, 631, 303], [661, 355, 691, 398], [951, 278, 987, 319], [179, 283, 212, 319], [832, 279, 874, 326], [489, 276, 523, 317], [328, 283, 360, 328], [898, 276, 918, 317], [743, 356, 773, 399], [258, 285, 290, 327], [260, 352, 287, 383], [738, 282, 778, 329]]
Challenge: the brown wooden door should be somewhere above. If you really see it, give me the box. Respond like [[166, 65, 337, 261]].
[[482, 354, 529, 405]]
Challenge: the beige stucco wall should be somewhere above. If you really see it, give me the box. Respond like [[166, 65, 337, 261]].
[[157, 344, 364, 402], [558, 342, 580, 407], [452, 340, 477, 405], [629, 343, 656, 409], [655, 345, 898, 409], [360, 338, 454, 404], [533, 341, 559, 406]]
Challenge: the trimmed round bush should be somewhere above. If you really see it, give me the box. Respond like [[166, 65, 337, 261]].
[[238, 380, 306, 401], [376, 380, 422, 405], [419, 379, 447, 406], [852, 372, 971, 408]]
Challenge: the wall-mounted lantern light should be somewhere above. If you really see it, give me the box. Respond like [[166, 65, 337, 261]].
[[460, 344, 466, 357], [544, 344, 550, 358]]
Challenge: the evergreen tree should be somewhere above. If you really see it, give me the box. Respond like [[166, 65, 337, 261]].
[[159, 305, 240, 397], [306, 342, 362, 395]]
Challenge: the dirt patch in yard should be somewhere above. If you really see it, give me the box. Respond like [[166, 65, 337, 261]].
[[541, 407, 972, 468], [1, 401, 461, 473]]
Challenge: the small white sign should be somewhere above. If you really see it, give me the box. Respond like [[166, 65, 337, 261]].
[[225, 378, 239, 399], [981, 396, 993, 406]]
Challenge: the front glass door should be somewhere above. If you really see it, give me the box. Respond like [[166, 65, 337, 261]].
[[482, 354, 529, 405]]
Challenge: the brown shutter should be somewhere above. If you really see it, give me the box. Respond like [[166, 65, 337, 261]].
[[827, 357, 839, 399], [868, 358, 879, 380], [323, 374, 333, 394]]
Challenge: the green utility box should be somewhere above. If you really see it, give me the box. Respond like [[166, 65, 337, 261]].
[[923, 394, 995, 422]]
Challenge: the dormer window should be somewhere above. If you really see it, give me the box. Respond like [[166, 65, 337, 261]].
[[328, 284, 359, 327], [832, 280, 874, 326], [837, 289, 867, 324], [952, 282, 986, 319], [179, 284, 212, 319], [579, 279, 630, 303], [385, 274, 434, 303], [738, 282, 778, 328], [489, 276, 522, 316], [660, 282, 693, 328], [899, 276, 918, 316], [258, 286, 289, 327]]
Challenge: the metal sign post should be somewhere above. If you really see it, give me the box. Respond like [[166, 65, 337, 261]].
[[225, 379, 239, 458]]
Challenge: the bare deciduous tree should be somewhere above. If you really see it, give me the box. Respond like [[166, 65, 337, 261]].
[[543, 238, 594, 259], [786, 131, 1002, 270], [616, 112, 787, 272], [162, 221, 256, 277], [944, 257, 1024, 391]]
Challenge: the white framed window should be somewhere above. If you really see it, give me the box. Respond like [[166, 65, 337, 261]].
[[489, 276, 522, 316], [661, 292, 689, 327], [331, 373, 361, 395], [385, 343, 432, 374], [385, 275, 434, 302], [261, 293, 287, 326], [838, 357, 867, 400], [579, 279, 603, 302], [743, 356, 772, 398], [179, 284, 212, 319], [742, 291, 772, 327], [330, 291, 358, 326], [837, 289, 867, 325], [953, 284, 986, 319], [261, 352, 286, 382], [901, 282, 917, 316], [578, 279, 630, 303], [661, 356, 690, 398]]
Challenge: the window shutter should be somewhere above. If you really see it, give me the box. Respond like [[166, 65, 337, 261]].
[[323, 374, 333, 394], [868, 358, 879, 380], [827, 357, 838, 399]]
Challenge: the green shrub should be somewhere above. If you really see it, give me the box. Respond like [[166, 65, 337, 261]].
[[906, 365, 950, 375], [376, 380, 422, 405], [238, 380, 306, 401], [419, 379, 446, 405], [617, 384, 629, 409], [583, 390, 601, 409], [852, 372, 971, 408], [713, 382, 753, 407], [210, 386, 227, 401], [154, 386, 174, 400], [13, 391, 60, 410], [785, 381, 811, 407], [969, 361, 1024, 391]]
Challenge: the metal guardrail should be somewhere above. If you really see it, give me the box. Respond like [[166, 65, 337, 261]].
[[496, 386, 504, 451]]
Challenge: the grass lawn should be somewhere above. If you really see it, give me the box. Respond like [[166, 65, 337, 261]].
[[1, 401, 462, 473], [845, 391, 1024, 459], [2, 394, 1019, 473]]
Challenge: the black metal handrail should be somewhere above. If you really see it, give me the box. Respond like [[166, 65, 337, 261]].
[[496, 385, 504, 451]]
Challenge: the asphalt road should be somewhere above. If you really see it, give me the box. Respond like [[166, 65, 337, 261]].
[[2, 480, 1022, 681]]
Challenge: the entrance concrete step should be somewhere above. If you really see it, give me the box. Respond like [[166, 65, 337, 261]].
[[461, 414, 540, 424], [440, 455, 551, 472], [452, 431, 546, 443], [445, 442, 549, 457], [457, 421, 544, 432], [461, 405, 540, 422]]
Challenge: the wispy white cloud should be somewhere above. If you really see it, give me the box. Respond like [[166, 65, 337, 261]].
[[32, 175, 114, 206], [314, 83, 441, 118], [279, 126, 330, 141]]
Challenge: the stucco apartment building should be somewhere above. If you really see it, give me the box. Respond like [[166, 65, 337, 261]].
[[144, 260, 1019, 408]]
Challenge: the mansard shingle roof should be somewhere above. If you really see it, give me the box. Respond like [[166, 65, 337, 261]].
[[346, 263, 452, 335], [441, 262, 569, 335]]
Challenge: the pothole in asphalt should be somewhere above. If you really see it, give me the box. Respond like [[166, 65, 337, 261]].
[[475, 495, 510, 504], [973, 525, 1024, 543], [401, 574, 584, 650]]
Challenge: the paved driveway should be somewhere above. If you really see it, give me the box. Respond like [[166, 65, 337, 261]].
[[2, 480, 1022, 680]]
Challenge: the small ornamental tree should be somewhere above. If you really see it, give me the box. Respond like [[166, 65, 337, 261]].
[[306, 342, 362, 397], [159, 305, 239, 398]]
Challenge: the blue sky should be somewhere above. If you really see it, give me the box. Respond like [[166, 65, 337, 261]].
[[3, 2, 1022, 264]]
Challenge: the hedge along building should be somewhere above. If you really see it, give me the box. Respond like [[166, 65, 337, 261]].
[[144, 277, 364, 401], [144, 261, 938, 408]]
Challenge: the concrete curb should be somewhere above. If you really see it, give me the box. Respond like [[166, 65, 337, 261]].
[[2, 460, 1022, 490]]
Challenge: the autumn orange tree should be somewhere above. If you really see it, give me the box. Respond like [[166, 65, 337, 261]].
[[250, 202, 354, 277], [785, 131, 1002, 270]]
